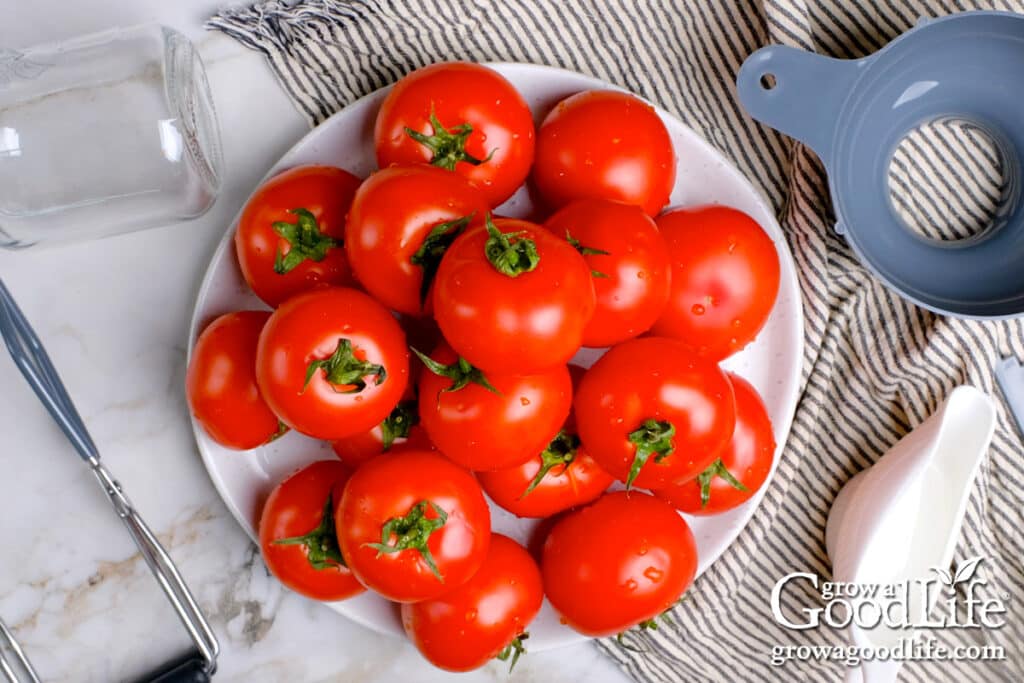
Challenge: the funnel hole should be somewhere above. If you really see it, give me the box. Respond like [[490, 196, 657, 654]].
[[887, 118, 1006, 242], [759, 73, 777, 90]]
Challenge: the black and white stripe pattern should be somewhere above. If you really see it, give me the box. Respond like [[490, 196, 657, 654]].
[[209, 1, 1024, 680]]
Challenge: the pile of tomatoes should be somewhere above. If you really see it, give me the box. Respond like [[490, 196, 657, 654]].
[[186, 61, 781, 672]]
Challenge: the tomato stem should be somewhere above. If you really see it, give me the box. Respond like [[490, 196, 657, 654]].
[[496, 632, 529, 672], [304, 338, 387, 394], [405, 109, 495, 171], [696, 458, 748, 508], [272, 207, 341, 274], [411, 347, 501, 397], [273, 492, 346, 570], [625, 419, 676, 488], [364, 500, 448, 582], [521, 429, 580, 499], [484, 215, 540, 277], [410, 214, 474, 308], [265, 419, 290, 445], [380, 400, 419, 452], [565, 229, 610, 279]]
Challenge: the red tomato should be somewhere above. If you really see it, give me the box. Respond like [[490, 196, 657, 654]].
[[542, 491, 697, 636], [374, 62, 534, 207], [533, 90, 675, 216], [477, 429, 614, 519], [574, 337, 735, 489], [345, 165, 490, 315], [655, 373, 775, 514], [186, 311, 282, 450], [259, 460, 365, 601], [402, 534, 542, 672], [650, 206, 780, 361], [337, 450, 491, 603], [416, 343, 571, 471], [256, 288, 409, 440], [544, 199, 672, 347], [432, 217, 595, 374], [236, 165, 360, 307], [331, 400, 434, 468]]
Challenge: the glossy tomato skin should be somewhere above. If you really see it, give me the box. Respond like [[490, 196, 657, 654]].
[[418, 344, 572, 471], [650, 206, 781, 361], [534, 90, 675, 216], [256, 288, 409, 440], [331, 422, 435, 468], [544, 199, 672, 347], [402, 534, 543, 672], [337, 450, 491, 603], [542, 491, 697, 637], [186, 311, 280, 450], [236, 165, 360, 307], [345, 165, 490, 315], [259, 460, 365, 601], [374, 62, 534, 207], [477, 439, 613, 519], [655, 373, 775, 515], [574, 337, 736, 489], [432, 218, 595, 374]]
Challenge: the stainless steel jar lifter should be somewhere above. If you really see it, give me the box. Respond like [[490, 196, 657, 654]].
[[0, 278, 219, 683]]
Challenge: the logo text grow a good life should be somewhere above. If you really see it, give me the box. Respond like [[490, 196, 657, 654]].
[[767, 556, 1008, 667]]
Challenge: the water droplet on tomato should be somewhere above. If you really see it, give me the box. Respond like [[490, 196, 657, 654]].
[[354, 395, 363, 402], [625, 579, 638, 591], [638, 541, 649, 555], [644, 567, 664, 582], [732, 318, 742, 328], [636, 271, 645, 279], [465, 609, 477, 621], [691, 304, 705, 315], [520, 396, 531, 406], [727, 240, 738, 253]]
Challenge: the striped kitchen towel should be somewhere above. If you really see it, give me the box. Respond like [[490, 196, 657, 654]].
[[209, 1, 1024, 681]]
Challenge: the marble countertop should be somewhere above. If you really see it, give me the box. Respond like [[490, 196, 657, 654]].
[[0, 2, 631, 681]]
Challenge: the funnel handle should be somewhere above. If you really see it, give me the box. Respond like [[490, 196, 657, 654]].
[[737, 45, 863, 166]]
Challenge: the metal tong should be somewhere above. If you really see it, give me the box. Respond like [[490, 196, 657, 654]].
[[0, 278, 219, 682]]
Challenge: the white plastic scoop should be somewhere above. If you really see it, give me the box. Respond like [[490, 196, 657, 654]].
[[825, 385, 996, 683]]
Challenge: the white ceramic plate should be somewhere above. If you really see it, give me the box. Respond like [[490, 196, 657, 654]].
[[188, 63, 804, 651]]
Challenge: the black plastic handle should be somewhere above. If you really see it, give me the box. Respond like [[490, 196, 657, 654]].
[[135, 654, 211, 683]]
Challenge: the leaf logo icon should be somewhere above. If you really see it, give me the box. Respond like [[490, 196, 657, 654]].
[[932, 567, 954, 585], [953, 556, 984, 584]]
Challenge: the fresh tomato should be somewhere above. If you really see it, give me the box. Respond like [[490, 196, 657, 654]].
[[650, 206, 780, 361], [402, 534, 542, 672], [345, 165, 490, 315], [416, 343, 571, 471], [655, 373, 775, 514], [374, 62, 534, 207], [236, 165, 360, 307], [259, 460, 365, 601], [337, 450, 491, 602], [331, 399, 434, 468], [533, 90, 675, 216], [256, 287, 409, 440], [544, 198, 672, 347], [186, 311, 282, 450], [541, 491, 697, 636], [432, 216, 595, 374], [186, 313, 282, 450], [574, 337, 735, 489], [477, 430, 614, 519]]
